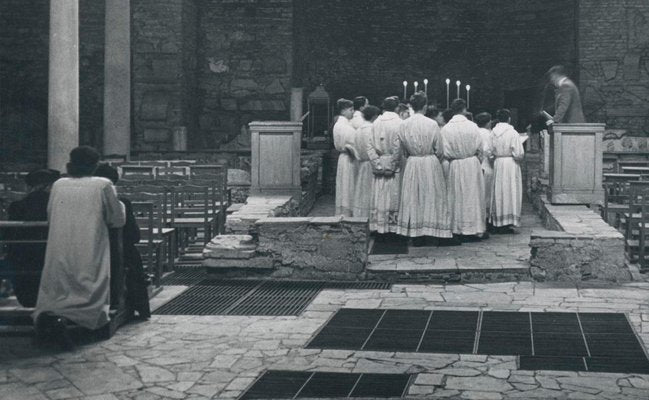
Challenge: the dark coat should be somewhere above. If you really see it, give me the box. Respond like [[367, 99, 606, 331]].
[[553, 78, 585, 123]]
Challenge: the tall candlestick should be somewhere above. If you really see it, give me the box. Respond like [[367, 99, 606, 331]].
[[466, 85, 471, 109], [445, 78, 450, 108], [403, 81, 407, 100], [456, 80, 461, 99], [414, 81, 418, 94], [423, 79, 428, 96]]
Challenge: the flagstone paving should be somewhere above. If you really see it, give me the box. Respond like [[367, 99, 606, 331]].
[[2, 280, 649, 399]]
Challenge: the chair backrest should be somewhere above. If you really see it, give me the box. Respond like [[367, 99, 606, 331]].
[[173, 184, 209, 218], [157, 166, 188, 177], [120, 165, 156, 180], [603, 173, 641, 184], [628, 181, 649, 210], [169, 160, 196, 167], [189, 164, 227, 177], [121, 187, 172, 225]]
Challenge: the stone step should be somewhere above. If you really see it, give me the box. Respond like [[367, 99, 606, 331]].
[[366, 255, 530, 283]]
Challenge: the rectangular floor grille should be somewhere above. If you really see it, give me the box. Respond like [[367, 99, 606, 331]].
[[240, 370, 411, 399], [154, 280, 392, 316], [159, 268, 206, 285], [307, 309, 649, 374]]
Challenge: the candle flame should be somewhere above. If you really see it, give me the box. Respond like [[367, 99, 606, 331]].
[[424, 79, 428, 85], [466, 85, 471, 90], [403, 81, 407, 86], [456, 80, 461, 86], [445, 78, 450, 84]]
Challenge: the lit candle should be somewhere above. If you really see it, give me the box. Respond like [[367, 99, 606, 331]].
[[466, 85, 471, 109], [423, 79, 428, 96], [445, 79, 450, 108], [414, 81, 419, 94], [456, 80, 461, 99], [403, 81, 408, 100]]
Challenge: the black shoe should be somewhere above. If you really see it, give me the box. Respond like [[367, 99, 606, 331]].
[[34, 313, 53, 346], [438, 236, 462, 246]]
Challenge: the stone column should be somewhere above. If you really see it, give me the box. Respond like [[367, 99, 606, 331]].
[[48, 0, 79, 172], [103, 0, 131, 157], [290, 88, 304, 121]]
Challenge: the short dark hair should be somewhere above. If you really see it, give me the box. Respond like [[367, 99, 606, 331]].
[[94, 163, 119, 184], [353, 96, 368, 111], [396, 103, 409, 114], [495, 108, 512, 123], [475, 112, 492, 128], [67, 146, 100, 177], [450, 98, 467, 115], [425, 105, 441, 119], [442, 108, 455, 123], [381, 96, 399, 112], [362, 105, 381, 121], [336, 98, 353, 114], [25, 169, 60, 188], [410, 91, 427, 112]]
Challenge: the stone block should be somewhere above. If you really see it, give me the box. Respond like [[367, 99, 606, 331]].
[[265, 78, 285, 94], [227, 169, 251, 185], [310, 216, 343, 225], [143, 128, 170, 142], [151, 58, 180, 80]]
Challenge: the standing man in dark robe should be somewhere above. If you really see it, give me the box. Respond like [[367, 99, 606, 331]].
[[544, 65, 585, 124], [5, 169, 60, 307], [94, 164, 151, 320]]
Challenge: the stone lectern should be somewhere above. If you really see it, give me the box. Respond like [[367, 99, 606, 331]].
[[249, 121, 303, 198], [548, 123, 605, 205]]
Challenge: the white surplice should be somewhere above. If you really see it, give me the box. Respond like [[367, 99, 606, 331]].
[[479, 127, 494, 215], [366, 111, 402, 233], [351, 120, 374, 218], [351, 110, 365, 129], [396, 114, 451, 238], [490, 122, 524, 227], [333, 116, 358, 216], [34, 177, 126, 330], [441, 114, 486, 235]]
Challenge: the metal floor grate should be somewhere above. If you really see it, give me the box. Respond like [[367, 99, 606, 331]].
[[159, 268, 206, 285], [240, 370, 412, 399], [307, 309, 649, 374], [154, 280, 391, 316]]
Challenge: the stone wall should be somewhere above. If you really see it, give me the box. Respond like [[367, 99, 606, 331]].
[[294, 0, 576, 122], [132, 0, 199, 152], [196, 0, 294, 148], [579, 0, 649, 135]]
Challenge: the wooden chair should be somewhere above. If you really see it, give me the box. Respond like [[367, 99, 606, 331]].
[[623, 181, 649, 271], [170, 184, 214, 246], [130, 201, 163, 288], [190, 178, 227, 234], [602, 174, 640, 228], [122, 189, 176, 275], [618, 161, 649, 173]]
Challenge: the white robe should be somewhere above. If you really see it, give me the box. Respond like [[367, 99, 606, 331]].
[[441, 114, 486, 235], [351, 121, 374, 218], [490, 122, 524, 227], [367, 111, 402, 233], [333, 117, 358, 216], [351, 110, 365, 129], [34, 177, 126, 330], [479, 127, 494, 215], [397, 114, 451, 238]]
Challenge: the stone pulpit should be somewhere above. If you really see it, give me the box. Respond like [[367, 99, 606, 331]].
[[547, 123, 605, 205], [249, 121, 303, 199]]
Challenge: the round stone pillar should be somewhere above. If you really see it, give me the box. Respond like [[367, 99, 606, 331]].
[[48, 0, 79, 172]]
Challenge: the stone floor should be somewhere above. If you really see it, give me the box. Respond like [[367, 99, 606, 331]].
[[2, 280, 649, 399]]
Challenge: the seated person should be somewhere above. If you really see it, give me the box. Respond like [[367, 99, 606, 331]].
[[34, 146, 126, 349], [5, 169, 60, 307], [94, 164, 151, 320]]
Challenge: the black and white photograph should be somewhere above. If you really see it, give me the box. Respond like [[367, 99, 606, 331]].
[[1, 1, 649, 399]]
